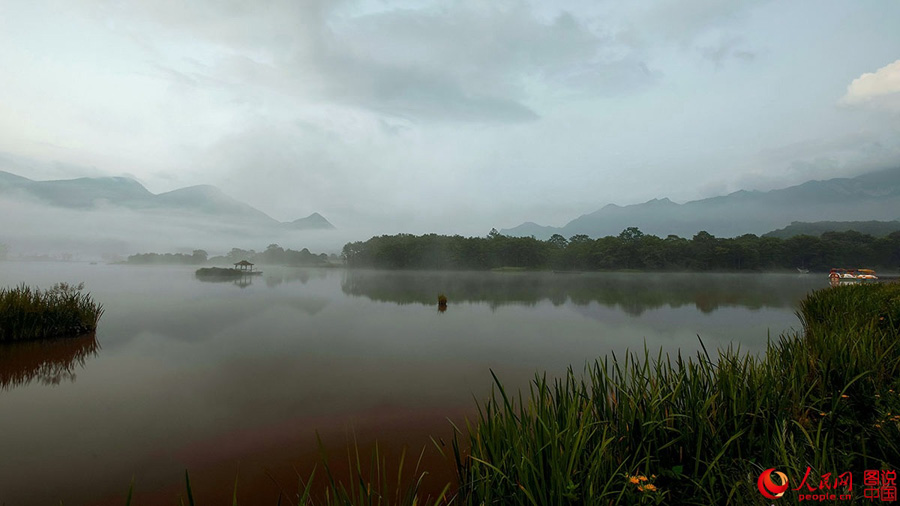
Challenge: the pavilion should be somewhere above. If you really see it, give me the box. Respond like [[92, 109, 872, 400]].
[[233, 260, 255, 272]]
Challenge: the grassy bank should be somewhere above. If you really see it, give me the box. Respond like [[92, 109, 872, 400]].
[[122, 283, 899, 504], [0, 282, 104, 342], [455, 282, 900, 504]]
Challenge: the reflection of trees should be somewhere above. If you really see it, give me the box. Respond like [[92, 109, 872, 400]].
[[195, 273, 257, 288], [341, 271, 823, 316], [264, 269, 322, 287], [0, 333, 100, 390], [195, 268, 327, 288]]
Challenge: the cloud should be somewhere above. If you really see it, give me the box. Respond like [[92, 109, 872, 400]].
[[636, 0, 763, 45], [0, 152, 106, 180], [720, 131, 900, 194], [698, 37, 755, 68], [4, 0, 899, 242], [91, 1, 656, 123], [840, 59, 900, 112]]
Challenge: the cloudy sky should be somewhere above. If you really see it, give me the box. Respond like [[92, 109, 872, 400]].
[[1, 0, 899, 235]]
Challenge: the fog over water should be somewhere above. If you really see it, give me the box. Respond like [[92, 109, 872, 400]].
[[0, 262, 827, 504], [0, 195, 357, 258]]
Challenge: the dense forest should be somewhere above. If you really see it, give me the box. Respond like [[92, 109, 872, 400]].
[[341, 228, 900, 271], [126, 244, 330, 266]]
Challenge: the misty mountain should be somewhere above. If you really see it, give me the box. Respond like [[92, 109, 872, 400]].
[[0, 172, 154, 208], [763, 220, 900, 239], [0, 170, 334, 230], [502, 167, 900, 239], [287, 213, 336, 230], [0, 170, 32, 186], [152, 185, 276, 225]]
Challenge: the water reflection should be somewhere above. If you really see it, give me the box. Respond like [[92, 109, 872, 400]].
[[194, 272, 257, 288], [263, 268, 327, 287], [0, 333, 100, 390], [0, 263, 826, 505], [341, 271, 825, 315]]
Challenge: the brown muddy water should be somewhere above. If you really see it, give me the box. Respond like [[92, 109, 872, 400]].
[[0, 263, 829, 505]]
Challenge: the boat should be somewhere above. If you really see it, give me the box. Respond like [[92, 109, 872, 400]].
[[828, 268, 878, 284], [857, 268, 878, 280]]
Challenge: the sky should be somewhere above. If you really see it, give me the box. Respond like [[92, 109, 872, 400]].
[[1, 0, 900, 236]]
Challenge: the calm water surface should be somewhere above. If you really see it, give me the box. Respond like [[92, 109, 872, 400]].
[[0, 263, 828, 504]]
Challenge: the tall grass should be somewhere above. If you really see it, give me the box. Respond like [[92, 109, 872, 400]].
[[300, 437, 452, 506], [455, 283, 900, 505], [125, 442, 452, 506], [0, 282, 104, 342]]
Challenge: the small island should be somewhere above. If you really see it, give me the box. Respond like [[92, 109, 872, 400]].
[[195, 261, 264, 280], [0, 282, 104, 342]]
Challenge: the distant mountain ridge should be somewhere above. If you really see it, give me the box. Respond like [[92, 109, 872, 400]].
[[763, 220, 900, 239], [502, 167, 900, 239], [0, 170, 335, 230], [288, 212, 335, 230]]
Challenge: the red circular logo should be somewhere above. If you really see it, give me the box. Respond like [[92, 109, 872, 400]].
[[758, 468, 789, 499]]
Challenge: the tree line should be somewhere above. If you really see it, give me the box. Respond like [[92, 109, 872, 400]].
[[341, 228, 900, 271], [127, 244, 330, 266]]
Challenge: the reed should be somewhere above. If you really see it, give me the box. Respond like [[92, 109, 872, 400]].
[[300, 436, 452, 506], [455, 282, 900, 505], [0, 282, 104, 342], [132, 442, 451, 506]]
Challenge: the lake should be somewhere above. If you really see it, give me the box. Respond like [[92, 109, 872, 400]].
[[0, 263, 828, 505]]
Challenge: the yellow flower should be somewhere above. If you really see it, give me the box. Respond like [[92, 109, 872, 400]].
[[638, 486, 645, 492], [629, 476, 640, 484], [645, 484, 658, 492], [639, 475, 649, 482], [841, 394, 849, 399]]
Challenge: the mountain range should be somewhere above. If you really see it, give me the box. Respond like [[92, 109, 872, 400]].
[[762, 220, 900, 239], [0, 170, 334, 231], [502, 167, 900, 239]]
